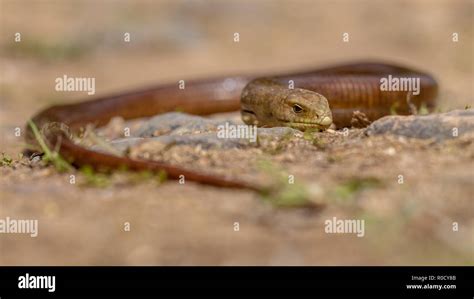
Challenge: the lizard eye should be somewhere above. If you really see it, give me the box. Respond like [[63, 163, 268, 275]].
[[292, 104, 304, 113]]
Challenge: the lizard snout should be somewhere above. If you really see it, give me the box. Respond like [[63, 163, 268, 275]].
[[318, 115, 333, 126]]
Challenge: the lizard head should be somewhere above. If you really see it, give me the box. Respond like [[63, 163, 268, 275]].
[[274, 88, 333, 131]]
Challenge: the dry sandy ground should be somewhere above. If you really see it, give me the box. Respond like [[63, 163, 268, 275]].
[[0, 0, 473, 265]]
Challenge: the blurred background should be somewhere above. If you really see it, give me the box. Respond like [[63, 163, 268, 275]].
[[0, 0, 472, 265], [1, 0, 472, 129]]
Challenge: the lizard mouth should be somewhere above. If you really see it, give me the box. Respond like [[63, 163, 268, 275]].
[[276, 117, 332, 131]]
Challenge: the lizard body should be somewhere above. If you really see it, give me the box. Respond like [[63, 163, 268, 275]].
[[26, 62, 438, 191]]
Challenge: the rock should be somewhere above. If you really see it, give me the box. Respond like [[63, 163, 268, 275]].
[[135, 112, 238, 137], [109, 137, 146, 152], [365, 109, 474, 141], [132, 133, 255, 151], [257, 127, 303, 139], [103, 113, 305, 154]]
